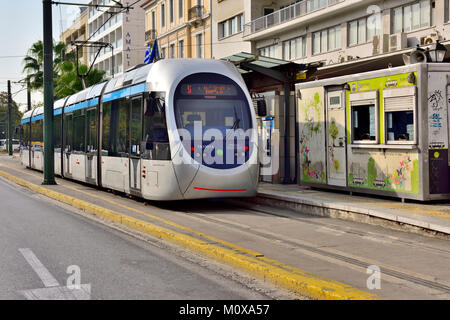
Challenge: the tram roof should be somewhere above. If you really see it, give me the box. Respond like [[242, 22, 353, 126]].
[[103, 63, 152, 94]]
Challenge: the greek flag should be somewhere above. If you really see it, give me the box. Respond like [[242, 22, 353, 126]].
[[144, 42, 151, 64]]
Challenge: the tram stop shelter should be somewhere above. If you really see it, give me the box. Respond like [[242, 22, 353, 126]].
[[221, 52, 322, 184]]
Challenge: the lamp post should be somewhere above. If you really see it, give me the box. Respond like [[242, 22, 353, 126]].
[[428, 40, 447, 63]]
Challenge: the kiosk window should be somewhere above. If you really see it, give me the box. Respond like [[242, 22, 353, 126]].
[[352, 103, 376, 142], [386, 111, 414, 141], [384, 88, 416, 144]]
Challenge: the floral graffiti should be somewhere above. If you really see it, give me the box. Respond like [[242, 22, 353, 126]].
[[386, 154, 412, 187]]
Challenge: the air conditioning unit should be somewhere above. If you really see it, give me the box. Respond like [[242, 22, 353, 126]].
[[389, 33, 407, 52], [372, 34, 389, 55], [420, 33, 442, 45]]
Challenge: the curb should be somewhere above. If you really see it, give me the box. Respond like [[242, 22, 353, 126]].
[[0, 169, 383, 300], [255, 190, 450, 236]]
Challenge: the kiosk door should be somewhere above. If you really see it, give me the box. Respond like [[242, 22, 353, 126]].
[[326, 90, 347, 187]]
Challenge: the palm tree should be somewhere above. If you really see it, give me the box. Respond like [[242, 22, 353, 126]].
[[54, 61, 105, 99], [23, 40, 67, 91]]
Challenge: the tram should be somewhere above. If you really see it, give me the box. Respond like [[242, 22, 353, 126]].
[[20, 59, 259, 200]]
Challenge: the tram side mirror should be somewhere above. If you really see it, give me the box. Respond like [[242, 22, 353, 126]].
[[256, 99, 267, 117], [146, 96, 165, 116]]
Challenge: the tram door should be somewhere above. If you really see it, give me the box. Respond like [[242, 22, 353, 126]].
[[326, 89, 347, 187], [85, 108, 97, 183], [129, 96, 143, 195]]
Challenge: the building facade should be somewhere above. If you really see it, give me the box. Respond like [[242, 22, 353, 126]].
[[141, 0, 212, 59], [211, 0, 250, 59], [87, 0, 146, 77], [60, 7, 89, 66], [242, 0, 450, 74]]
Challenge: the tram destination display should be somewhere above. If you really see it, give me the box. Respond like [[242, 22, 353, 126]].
[[181, 84, 238, 96]]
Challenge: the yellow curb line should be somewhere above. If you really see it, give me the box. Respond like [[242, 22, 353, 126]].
[[0, 169, 383, 300]]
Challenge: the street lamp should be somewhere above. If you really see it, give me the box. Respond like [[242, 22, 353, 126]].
[[428, 40, 447, 63]]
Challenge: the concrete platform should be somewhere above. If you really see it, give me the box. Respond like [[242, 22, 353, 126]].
[[255, 183, 450, 236]]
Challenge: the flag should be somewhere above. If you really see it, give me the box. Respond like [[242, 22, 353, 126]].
[[144, 42, 151, 64], [148, 39, 160, 63]]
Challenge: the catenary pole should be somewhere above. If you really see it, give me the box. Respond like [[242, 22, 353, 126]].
[[7, 80, 12, 156], [42, 0, 56, 185], [27, 80, 31, 111]]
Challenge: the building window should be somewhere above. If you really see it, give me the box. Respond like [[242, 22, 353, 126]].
[[179, 40, 184, 58], [161, 47, 166, 58], [392, 0, 432, 33], [169, 43, 175, 58], [446, 0, 450, 21], [348, 16, 381, 46], [170, 0, 174, 23], [179, 0, 183, 18], [152, 11, 156, 29], [313, 25, 341, 55], [196, 34, 203, 58], [282, 36, 306, 60], [161, 3, 166, 27], [258, 44, 278, 58], [218, 13, 244, 39]]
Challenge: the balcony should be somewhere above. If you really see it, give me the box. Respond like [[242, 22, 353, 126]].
[[188, 5, 204, 25], [145, 29, 156, 42], [243, 0, 345, 37]]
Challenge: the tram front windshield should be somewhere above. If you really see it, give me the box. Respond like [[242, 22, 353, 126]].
[[174, 73, 252, 137]]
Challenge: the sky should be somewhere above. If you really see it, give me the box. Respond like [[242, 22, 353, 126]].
[[0, 0, 89, 112]]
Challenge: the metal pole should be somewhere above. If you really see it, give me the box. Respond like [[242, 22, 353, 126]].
[[27, 80, 31, 111], [282, 83, 291, 184], [7, 80, 12, 156], [42, 0, 56, 185]]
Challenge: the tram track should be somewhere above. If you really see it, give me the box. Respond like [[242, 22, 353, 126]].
[[3, 164, 450, 297], [170, 202, 450, 295]]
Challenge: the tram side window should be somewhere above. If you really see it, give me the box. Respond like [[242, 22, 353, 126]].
[[54, 114, 62, 151], [73, 109, 86, 152], [102, 99, 129, 157], [102, 102, 111, 155], [24, 124, 30, 148], [351, 103, 377, 142], [31, 120, 43, 149], [142, 94, 170, 160], [65, 114, 73, 152], [87, 108, 97, 153]]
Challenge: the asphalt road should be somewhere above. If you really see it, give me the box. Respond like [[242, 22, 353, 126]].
[[0, 178, 270, 300]]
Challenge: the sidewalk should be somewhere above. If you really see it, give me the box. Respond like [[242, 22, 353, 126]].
[[254, 183, 450, 236]]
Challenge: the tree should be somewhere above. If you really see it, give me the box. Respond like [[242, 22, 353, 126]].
[[54, 61, 106, 99], [23, 40, 106, 100], [0, 93, 23, 139], [22, 40, 67, 91]]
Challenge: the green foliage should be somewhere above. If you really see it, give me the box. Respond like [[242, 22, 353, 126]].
[[0, 93, 23, 139], [54, 61, 106, 100], [23, 40, 106, 100]]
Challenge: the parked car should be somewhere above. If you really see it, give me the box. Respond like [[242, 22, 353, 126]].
[[0, 139, 21, 152]]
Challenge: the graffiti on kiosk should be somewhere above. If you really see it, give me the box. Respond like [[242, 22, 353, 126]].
[[299, 92, 325, 183], [428, 90, 444, 112]]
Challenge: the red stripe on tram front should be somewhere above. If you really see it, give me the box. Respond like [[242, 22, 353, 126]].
[[194, 187, 247, 192]]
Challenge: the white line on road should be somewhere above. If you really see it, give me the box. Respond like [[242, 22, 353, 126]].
[[19, 248, 60, 288], [18, 248, 91, 300]]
